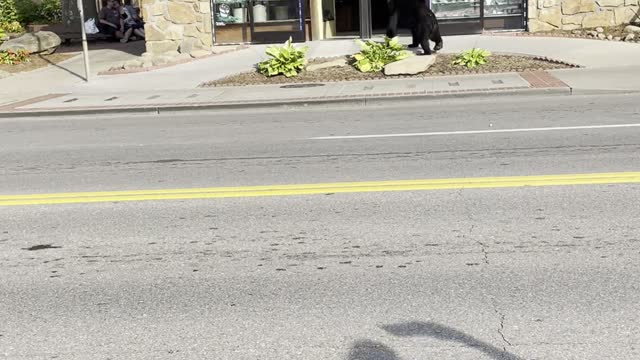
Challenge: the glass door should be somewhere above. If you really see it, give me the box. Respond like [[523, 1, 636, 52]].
[[249, 0, 306, 43]]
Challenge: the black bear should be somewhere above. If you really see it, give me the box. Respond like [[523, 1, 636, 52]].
[[386, 0, 443, 55]]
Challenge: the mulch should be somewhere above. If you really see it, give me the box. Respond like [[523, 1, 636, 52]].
[[202, 53, 577, 87], [0, 53, 77, 74]]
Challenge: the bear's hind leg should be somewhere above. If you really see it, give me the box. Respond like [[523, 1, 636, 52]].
[[431, 26, 443, 51], [409, 27, 419, 48], [419, 26, 432, 55]]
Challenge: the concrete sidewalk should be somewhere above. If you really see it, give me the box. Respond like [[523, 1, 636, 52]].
[[0, 71, 570, 116], [1, 34, 639, 115]]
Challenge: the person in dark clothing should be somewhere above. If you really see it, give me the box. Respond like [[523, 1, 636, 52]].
[[121, 0, 145, 40], [98, 0, 133, 42]]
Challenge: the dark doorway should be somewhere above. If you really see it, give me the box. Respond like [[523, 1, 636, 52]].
[[335, 0, 400, 36], [371, 0, 389, 31], [335, 0, 360, 34]]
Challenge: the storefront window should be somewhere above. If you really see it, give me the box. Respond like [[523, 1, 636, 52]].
[[431, 0, 481, 19], [212, 0, 306, 44], [250, 0, 305, 42], [484, 0, 523, 16], [213, 0, 250, 43]]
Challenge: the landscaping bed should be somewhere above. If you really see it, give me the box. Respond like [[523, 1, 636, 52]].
[[202, 53, 577, 87], [496, 25, 640, 43], [0, 52, 75, 74]]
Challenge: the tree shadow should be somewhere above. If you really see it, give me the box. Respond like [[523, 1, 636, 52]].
[[347, 340, 400, 360], [380, 321, 523, 360]]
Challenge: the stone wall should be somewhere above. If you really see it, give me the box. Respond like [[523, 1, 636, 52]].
[[142, 0, 213, 55], [529, 0, 640, 31]]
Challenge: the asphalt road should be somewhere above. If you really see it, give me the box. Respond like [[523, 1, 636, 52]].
[[1, 94, 640, 359]]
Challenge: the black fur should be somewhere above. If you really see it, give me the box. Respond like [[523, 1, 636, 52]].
[[386, 0, 443, 55]]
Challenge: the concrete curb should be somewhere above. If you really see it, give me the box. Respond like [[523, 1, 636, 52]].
[[0, 87, 575, 119]]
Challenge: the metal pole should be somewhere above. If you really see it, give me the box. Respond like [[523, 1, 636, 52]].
[[359, 0, 372, 39], [77, 0, 91, 81]]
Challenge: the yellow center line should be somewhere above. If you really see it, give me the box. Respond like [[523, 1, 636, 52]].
[[1, 172, 639, 207]]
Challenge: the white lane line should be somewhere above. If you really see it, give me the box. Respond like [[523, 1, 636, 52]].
[[310, 123, 640, 140]]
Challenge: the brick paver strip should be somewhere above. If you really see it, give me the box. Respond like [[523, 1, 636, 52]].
[[4, 86, 541, 114], [519, 71, 569, 88], [0, 94, 67, 111]]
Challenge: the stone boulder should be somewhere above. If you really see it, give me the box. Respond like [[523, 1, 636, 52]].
[[384, 55, 436, 76], [625, 25, 640, 33], [0, 31, 61, 54], [306, 58, 348, 72]]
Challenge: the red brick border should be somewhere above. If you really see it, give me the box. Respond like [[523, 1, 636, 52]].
[[3, 87, 536, 114], [519, 71, 568, 88], [0, 94, 67, 112]]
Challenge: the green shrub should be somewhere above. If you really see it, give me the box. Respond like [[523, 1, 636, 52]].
[[352, 36, 411, 73], [452, 48, 491, 69], [14, 0, 60, 25], [258, 37, 308, 78], [0, 20, 21, 32], [14, 0, 38, 24], [0, 0, 19, 23], [0, 49, 30, 65], [1, 0, 24, 32], [36, 0, 62, 23]]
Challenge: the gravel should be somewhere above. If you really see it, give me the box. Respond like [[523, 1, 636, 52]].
[[202, 54, 576, 87]]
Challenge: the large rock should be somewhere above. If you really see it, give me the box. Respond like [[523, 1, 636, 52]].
[[0, 31, 61, 54], [306, 58, 349, 72], [384, 55, 436, 76], [625, 25, 640, 33]]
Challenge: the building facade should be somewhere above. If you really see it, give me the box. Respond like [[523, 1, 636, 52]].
[[140, 0, 639, 55]]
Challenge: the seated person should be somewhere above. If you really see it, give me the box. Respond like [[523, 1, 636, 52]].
[[121, 0, 145, 41], [98, 0, 126, 40]]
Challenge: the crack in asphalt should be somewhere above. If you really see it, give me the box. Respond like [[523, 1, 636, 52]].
[[496, 310, 513, 348], [478, 240, 490, 265]]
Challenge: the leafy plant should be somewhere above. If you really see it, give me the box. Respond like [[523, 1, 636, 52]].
[[258, 37, 308, 78], [14, 0, 37, 23], [351, 36, 411, 73], [0, 49, 30, 65], [37, 0, 61, 23], [452, 48, 491, 69], [0, 27, 5, 41], [0, 20, 21, 32], [1, 0, 24, 32], [0, 0, 19, 23], [14, 0, 60, 25]]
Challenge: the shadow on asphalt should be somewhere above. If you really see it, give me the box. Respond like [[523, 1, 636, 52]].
[[347, 340, 400, 360], [347, 321, 523, 360]]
